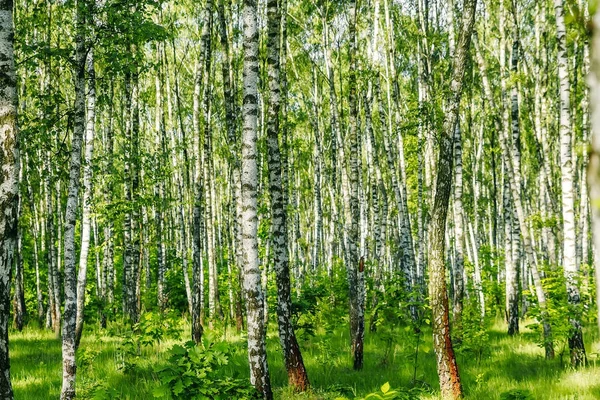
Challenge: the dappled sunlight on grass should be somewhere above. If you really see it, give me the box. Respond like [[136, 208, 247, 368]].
[[8, 319, 600, 399]]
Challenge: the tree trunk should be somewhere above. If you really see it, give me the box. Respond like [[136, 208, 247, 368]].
[[346, 0, 365, 371], [506, 39, 520, 336], [75, 49, 96, 349], [155, 67, 167, 311], [428, 0, 476, 398], [0, 0, 18, 395], [13, 194, 24, 332], [61, 1, 87, 396], [554, 0, 586, 367], [242, 0, 273, 396], [452, 122, 465, 333], [266, 0, 309, 390]]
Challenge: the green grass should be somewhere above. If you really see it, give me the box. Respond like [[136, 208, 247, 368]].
[[9, 319, 600, 399]]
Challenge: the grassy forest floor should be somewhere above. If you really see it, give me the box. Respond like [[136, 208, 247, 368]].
[[9, 318, 600, 399]]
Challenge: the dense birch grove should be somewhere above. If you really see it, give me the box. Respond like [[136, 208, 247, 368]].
[[3, 0, 600, 399]]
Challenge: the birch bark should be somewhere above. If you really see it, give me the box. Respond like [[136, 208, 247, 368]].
[[242, 0, 272, 396], [0, 1, 17, 396]]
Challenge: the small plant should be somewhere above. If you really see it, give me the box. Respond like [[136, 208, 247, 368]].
[[457, 278, 490, 364], [153, 340, 261, 400], [335, 382, 424, 400]]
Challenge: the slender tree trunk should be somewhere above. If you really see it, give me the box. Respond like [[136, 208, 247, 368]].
[[192, 0, 212, 341], [61, 1, 87, 396], [346, 0, 365, 371], [554, 0, 586, 367], [130, 75, 142, 322], [103, 84, 115, 309], [45, 152, 60, 335], [122, 71, 134, 321], [266, 0, 309, 390], [13, 192, 24, 332], [27, 174, 44, 325], [506, 39, 520, 336], [452, 122, 465, 333], [75, 49, 96, 349], [310, 70, 323, 275], [155, 68, 167, 311], [242, 0, 272, 396], [217, 0, 243, 332], [0, 0, 18, 395], [428, 0, 476, 398]]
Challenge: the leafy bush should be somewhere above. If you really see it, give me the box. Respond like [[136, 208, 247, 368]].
[[116, 311, 183, 373], [153, 341, 260, 400], [457, 293, 489, 363], [525, 267, 571, 354]]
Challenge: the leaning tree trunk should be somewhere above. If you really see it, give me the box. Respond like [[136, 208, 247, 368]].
[[242, 0, 273, 397], [266, 0, 310, 390], [428, 0, 476, 398], [0, 1, 18, 397], [554, 0, 586, 367], [61, 1, 87, 397], [75, 49, 96, 349]]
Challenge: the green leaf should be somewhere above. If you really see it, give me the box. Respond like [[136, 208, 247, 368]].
[[170, 345, 187, 356], [380, 382, 391, 394], [152, 385, 171, 398], [173, 379, 184, 395]]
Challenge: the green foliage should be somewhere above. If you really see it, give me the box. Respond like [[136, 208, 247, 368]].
[[457, 295, 490, 364], [91, 383, 120, 400], [369, 276, 415, 329], [335, 382, 425, 400], [163, 266, 190, 312], [115, 311, 183, 373], [525, 268, 572, 353], [153, 340, 260, 400], [289, 266, 349, 340]]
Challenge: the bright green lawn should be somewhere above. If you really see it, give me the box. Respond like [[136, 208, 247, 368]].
[[9, 319, 600, 399]]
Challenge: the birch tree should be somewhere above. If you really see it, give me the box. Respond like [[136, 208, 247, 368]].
[[242, 0, 272, 396], [347, 0, 365, 371], [61, 0, 88, 397], [0, 0, 18, 397], [553, 0, 586, 367], [75, 49, 96, 349], [428, 0, 476, 398], [266, 0, 309, 390]]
